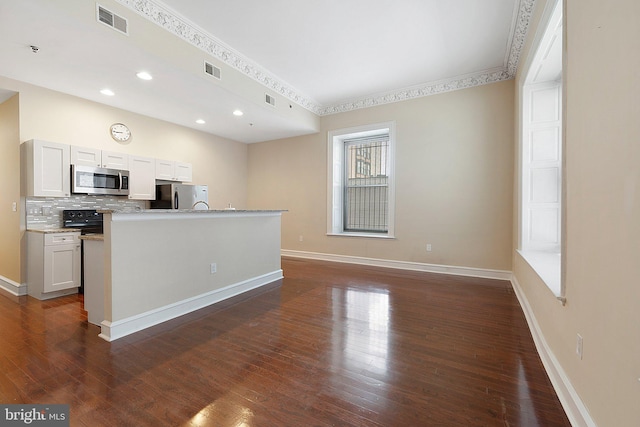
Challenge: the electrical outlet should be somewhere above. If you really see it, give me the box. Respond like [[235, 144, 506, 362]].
[[210, 263, 217, 274], [426, 243, 432, 252], [299, 235, 304, 242], [576, 334, 583, 360], [11, 202, 17, 212]]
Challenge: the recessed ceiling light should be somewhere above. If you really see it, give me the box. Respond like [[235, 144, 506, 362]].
[[100, 88, 115, 96], [233, 109, 243, 116], [195, 119, 205, 124], [136, 71, 153, 80]]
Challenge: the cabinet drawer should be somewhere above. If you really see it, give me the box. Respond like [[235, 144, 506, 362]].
[[44, 233, 80, 246]]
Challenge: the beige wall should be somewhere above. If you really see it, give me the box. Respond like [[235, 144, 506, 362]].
[[514, 0, 640, 426], [0, 94, 21, 283], [248, 80, 515, 271], [106, 212, 282, 323], [0, 76, 249, 285]]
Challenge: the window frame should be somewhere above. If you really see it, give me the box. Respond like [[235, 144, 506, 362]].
[[327, 122, 396, 239], [517, 0, 565, 299]]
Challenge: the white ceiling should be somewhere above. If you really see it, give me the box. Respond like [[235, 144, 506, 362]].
[[0, 0, 533, 143]]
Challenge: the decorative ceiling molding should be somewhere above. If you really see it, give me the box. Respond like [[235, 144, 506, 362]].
[[115, 0, 323, 114], [116, 0, 535, 117], [320, 68, 511, 116], [507, 0, 536, 77]]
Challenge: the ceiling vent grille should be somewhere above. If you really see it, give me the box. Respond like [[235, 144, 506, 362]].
[[97, 5, 128, 35], [265, 93, 276, 107], [204, 61, 221, 79]]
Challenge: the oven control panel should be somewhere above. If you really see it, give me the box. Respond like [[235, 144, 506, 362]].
[[62, 209, 104, 234]]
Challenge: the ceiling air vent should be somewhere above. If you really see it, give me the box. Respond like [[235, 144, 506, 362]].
[[97, 5, 128, 35], [265, 93, 276, 107], [204, 61, 221, 79]]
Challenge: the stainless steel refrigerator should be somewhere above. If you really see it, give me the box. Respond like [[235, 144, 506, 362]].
[[150, 184, 209, 210]]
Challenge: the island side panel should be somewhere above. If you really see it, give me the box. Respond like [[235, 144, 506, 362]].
[[105, 212, 282, 325]]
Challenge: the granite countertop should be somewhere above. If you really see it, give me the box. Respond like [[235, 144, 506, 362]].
[[98, 209, 287, 214], [28, 228, 103, 241], [27, 228, 80, 234], [79, 234, 104, 241]]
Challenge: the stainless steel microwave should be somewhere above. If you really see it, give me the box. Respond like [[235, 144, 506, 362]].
[[71, 164, 129, 196]]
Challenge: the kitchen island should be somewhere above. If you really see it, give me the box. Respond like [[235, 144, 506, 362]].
[[98, 209, 284, 341]]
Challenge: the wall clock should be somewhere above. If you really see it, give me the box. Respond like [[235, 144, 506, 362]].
[[110, 123, 131, 143]]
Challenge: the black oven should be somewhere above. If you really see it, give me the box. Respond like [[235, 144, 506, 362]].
[[63, 209, 104, 295], [62, 209, 103, 234]]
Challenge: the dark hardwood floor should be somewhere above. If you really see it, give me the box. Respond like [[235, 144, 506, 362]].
[[0, 258, 570, 426]]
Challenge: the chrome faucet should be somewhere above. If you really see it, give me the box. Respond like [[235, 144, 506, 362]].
[[191, 200, 210, 210]]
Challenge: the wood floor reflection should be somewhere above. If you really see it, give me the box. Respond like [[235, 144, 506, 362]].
[[0, 258, 570, 426]]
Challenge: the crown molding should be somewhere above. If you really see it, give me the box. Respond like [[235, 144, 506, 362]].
[[115, 0, 324, 114], [507, 0, 536, 77], [319, 68, 512, 116], [116, 0, 535, 116]]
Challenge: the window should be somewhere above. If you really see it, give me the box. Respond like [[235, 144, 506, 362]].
[[327, 122, 395, 238], [344, 136, 389, 232], [518, 0, 564, 298]]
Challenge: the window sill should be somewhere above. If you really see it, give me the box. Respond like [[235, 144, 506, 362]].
[[327, 232, 395, 239], [517, 249, 561, 297]]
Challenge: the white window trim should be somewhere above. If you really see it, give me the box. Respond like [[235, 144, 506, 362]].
[[518, 0, 564, 299], [521, 80, 562, 254], [327, 121, 396, 238]]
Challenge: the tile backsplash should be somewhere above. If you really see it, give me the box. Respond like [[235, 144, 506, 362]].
[[26, 196, 146, 229]]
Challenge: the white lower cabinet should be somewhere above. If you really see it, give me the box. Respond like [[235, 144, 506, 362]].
[[27, 231, 81, 300]]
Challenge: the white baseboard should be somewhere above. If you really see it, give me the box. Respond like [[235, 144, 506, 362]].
[[281, 249, 512, 281], [510, 275, 597, 427], [99, 270, 283, 342], [0, 274, 27, 296]]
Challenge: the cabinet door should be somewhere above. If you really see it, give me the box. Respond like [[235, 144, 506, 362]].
[[102, 151, 129, 170], [71, 146, 101, 167], [43, 243, 80, 292], [129, 155, 156, 200], [175, 162, 193, 182], [156, 160, 192, 182], [155, 159, 175, 180], [28, 140, 71, 197]]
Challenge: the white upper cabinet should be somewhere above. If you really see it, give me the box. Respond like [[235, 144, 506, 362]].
[[71, 146, 129, 170], [128, 155, 156, 200], [23, 140, 193, 201], [175, 161, 193, 182], [155, 159, 192, 182], [22, 139, 71, 198], [155, 159, 174, 181], [102, 151, 129, 170], [70, 146, 100, 167]]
